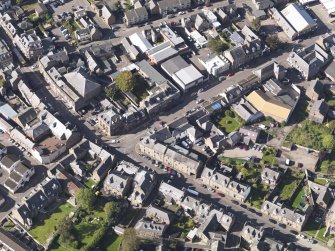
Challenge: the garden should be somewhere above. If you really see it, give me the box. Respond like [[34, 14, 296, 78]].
[[29, 202, 73, 245], [213, 110, 244, 134], [291, 186, 307, 210], [276, 169, 304, 203], [50, 188, 125, 251], [261, 147, 277, 165], [171, 215, 195, 239], [285, 120, 334, 151], [219, 156, 270, 209]]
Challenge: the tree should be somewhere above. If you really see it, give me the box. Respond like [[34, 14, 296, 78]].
[[58, 217, 79, 249], [323, 135, 335, 150], [266, 34, 281, 51], [15, 0, 22, 4], [251, 18, 261, 32], [115, 71, 135, 93], [104, 201, 122, 225], [105, 86, 117, 99], [122, 228, 139, 251], [113, 2, 121, 10], [208, 38, 229, 54], [76, 188, 96, 211]]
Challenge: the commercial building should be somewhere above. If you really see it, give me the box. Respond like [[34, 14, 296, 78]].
[[246, 80, 301, 123], [129, 32, 153, 53], [146, 41, 179, 64], [271, 4, 317, 40], [287, 44, 330, 80], [320, 0, 335, 17], [198, 53, 230, 76], [161, 55, 204, 92]]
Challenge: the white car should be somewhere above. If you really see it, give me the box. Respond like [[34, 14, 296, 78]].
[[299, 234, 306, 239], [110, 139, 120, 144]]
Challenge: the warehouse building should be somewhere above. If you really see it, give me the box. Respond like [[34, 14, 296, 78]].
[[271, 3, 317, 40]]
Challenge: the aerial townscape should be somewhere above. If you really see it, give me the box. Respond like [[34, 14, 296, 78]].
[[3, 0, 335, 250]]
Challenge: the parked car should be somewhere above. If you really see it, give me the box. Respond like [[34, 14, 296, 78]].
[[308, 238, 316, 244], [278, 223, 286, 229], [110, 139, 120, 144]]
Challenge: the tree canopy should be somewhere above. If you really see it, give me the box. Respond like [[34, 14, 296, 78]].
[[104, 201, 122, 225], [115, 71, 135, 93], [121, 228, 139, 251], [208, 38, 229, 54], [266, 34, 281, 51], [58, 217, 78, 249], [323, 134, 335, 151], [76, 188, 96, 211]]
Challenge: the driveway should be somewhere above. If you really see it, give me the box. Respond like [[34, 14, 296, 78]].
[[223, 148, 263, 160]]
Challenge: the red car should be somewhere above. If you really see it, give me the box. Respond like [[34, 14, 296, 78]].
[[227, 73, 234, 77]]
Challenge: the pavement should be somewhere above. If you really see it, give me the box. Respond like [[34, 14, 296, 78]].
[[3, 1, 335, 250]]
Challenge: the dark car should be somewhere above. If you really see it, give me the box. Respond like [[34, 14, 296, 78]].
[[269, 219, 277, 224], [279, 223, 286, 229]]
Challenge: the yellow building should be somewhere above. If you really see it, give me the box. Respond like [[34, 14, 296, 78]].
[[246, 90, 292, 122]]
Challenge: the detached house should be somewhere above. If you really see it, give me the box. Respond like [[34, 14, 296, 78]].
[[129, 170, 157, 207], [103, 171, 132, 198]]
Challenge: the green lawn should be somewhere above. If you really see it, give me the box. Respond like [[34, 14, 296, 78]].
[[291, 186, 306, 210], [285, 120, 332, 151], [29, 203, 73, 245], [85, 179, 97, 188], [276, 169, 304, 202], [319, 155, 335, 175], [175, 216, 194, 239], [316, 226, 332, 243], [314, 178, 329, 186], [213, 110, 243, 134], [218, 156, 247, 170], [261, 147, 277, 165], [100, 231, 123, 251], [327, 98, 335, 106]]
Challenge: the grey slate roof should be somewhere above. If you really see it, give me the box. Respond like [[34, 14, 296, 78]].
[[64, 67, 101, 98]]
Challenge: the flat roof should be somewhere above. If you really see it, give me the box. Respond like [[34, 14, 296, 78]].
[[174, 65, 203, 86]]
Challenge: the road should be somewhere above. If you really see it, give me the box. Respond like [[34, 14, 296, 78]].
[[12, 2, 335, 250]]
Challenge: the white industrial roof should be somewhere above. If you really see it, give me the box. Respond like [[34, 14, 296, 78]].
[[320, 0, 335, 14], [299, 0, 317, 5], [174, 65, 203, 86], [281, 3, 316, 32], [129, 33, 153, 53]]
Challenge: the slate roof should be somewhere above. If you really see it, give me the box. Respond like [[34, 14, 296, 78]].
[[63, 67, 101, 98]]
